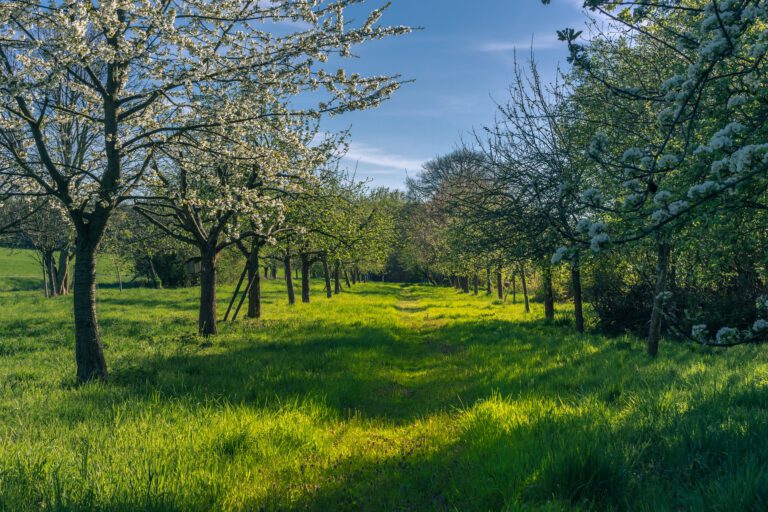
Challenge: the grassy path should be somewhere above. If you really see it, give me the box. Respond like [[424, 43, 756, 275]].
[[2, 282, 768, 510]]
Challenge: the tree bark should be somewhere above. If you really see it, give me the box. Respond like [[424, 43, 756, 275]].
[[270, 264, 277, 280], [44, 250, 58, 297], [300, 253, 311, 303], [543, 263, 555, 321], [247, 244, 261, 319], [512, 274, 517, 304], [344, 269, 351, 288], [571, 252, 585, 333], [334, 260, 342, 295], [56, 248, 70, 295], [284, 252, 295, 305], [322, 253, 332, 299], [73, 238, 108, 382], [520, 267, 530, 313], [461, 275, 470, 293], [198, 244, 218, 335], [496, 270, 503, 300], [473, 273, 479, 295], [486, 267, 492, 295], [647, 241, 671, 356]]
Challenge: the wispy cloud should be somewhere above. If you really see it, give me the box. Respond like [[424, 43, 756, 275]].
[[344, 142, 426, 172], [476, 34, 562, 53]]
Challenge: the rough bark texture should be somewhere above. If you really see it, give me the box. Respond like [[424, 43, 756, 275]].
[[301, 253, 311, 303], [334, 260, 342, 295], [284, 253, 295, 305], [647, 241, 671, 356], [571, 253, 585, 333], [520, 268, 530, 313], [247, 244, 261, 319], [543, 264, 555, 321], [322, 253, 332, 299], [198, 245, 218, 335], [73, 239, 108, 382]]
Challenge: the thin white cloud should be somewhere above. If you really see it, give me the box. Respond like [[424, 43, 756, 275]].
[[344, 142, 426, 172], [477, 34, 562, 53]]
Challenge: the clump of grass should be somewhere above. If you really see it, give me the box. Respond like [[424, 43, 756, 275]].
[[524, 439, 628, 510]]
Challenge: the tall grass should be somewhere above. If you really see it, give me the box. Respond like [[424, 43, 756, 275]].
[[1, 270, 768, 510]]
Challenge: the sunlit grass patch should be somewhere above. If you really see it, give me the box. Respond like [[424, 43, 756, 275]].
[[2, 278, 768, 510]]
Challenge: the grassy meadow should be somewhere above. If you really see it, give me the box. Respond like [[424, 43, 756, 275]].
[[2, 252, 768, 510]]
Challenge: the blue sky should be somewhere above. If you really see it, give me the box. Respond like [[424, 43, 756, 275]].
[[321, 0, 595, 189]]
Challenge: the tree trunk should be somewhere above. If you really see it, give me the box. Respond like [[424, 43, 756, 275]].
[[512, 274, 517, 304], [322, 253, 332, 299], [543, 263, 555, 321], [571, 252, 585, 333], [270, 264, 277, 280], [284, 252, 295, 305], [247, 244, 261, 319], [115, 257, 123, 292], [473, 273, 479, 295], [496, 270, 503, 300], [301, 253, 311, 303], [486, 267, 492, 295], [520, 268, 530, 313], [57, 249, 71, 295], [461, 275, 470, 293], [73, 239, 108, 382], [647, 241, 671, 356], [44, 250, 58, 297], [344, 269, 351, 288], [147, 254, 162, 289], [42, 258, 49, 298], [334, 260, 342, 295], [198, 245, 218, 335], [351, 269, 357, 285]]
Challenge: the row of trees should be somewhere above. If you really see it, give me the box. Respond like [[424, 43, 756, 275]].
[[396, 0, 768, 355], [0, 0, 410, 382]]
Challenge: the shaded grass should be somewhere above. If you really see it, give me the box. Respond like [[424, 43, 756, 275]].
[[1, 275, 768, 510]]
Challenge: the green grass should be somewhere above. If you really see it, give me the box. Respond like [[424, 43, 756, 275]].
[[2, 267, 768, 510], [0, 248, 131, 292]]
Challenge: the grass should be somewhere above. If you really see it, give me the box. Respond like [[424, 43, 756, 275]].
[[0, 247, 130, 292], [2, 254, 768, 510]]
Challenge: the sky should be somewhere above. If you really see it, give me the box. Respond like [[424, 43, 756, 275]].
[[320, 0, 597, 189]]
